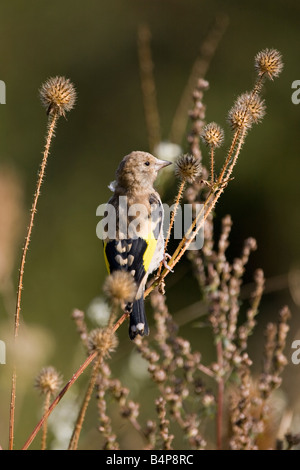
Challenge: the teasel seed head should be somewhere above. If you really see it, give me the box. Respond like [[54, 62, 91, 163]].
[[236, 93, 266, 124], [227, 101, 253, 131], [103, 271, 137, 305], [201, 122, 224, 148], [35, 366, 62, 395], [254, 49, 283, 80], [88, 327, 119, 357], [175, 154, 201, 183], [39, 76, 76, 117]]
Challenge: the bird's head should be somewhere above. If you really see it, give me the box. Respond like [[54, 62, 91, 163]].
[[114, 151, 171, 193]]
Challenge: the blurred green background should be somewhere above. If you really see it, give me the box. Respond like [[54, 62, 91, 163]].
[[0, 0, 300, 449]]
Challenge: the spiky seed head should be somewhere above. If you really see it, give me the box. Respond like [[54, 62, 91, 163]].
[[201, 122, 224, 148], [103, 271, 137, 305], [236, 93, 266, 124], [88, 328, 119, 357], [227, 101, 253, 131], [35, 366, 62, 395], [39, 76, 76, 117], [254, 49, 283, 80], [175, 154, 201, 183]]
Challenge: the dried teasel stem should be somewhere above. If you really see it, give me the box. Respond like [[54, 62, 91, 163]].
[[166, 180, 186, 245], [13, 112, 58, 340], [68, 354, 103, 450], [210, 147, 215, 184], [156, 179, 186, 278], [41, 391, 51, 450], [9, 112, 59, 450], [10, 77, 76, 450]]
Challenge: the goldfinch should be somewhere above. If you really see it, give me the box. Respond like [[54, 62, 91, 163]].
[[103, 151, 171, 340]]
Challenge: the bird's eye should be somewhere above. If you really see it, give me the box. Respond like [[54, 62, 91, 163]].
[[144, 161, 150, 166]]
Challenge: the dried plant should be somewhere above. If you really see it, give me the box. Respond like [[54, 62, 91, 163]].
[[35, 367, 62, 450], [8, 76, 76, 449], [3, 39, 296, 452]]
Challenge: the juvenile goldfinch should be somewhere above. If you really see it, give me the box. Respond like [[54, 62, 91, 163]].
[[103, 151, 171, 340]]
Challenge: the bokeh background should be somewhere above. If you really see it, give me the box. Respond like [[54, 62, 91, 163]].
[[0, 0, 300, 449]]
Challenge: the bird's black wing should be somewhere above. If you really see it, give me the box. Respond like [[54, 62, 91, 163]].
[[103, 238, 147, 290]]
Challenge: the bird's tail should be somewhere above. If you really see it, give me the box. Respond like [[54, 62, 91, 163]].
[[128, 297, 149, 340]]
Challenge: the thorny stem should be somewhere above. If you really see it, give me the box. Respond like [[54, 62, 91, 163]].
[[224, 127, 247, 182], [157, 180, 186, 277], [169, 193, 212, 264], [165, 180, 186, 253], [13, 112, 58, 339], [210, 147, 215, 184], [217, 128, 241, 184], [9, 112, 59, 450], [112, 312, 128, 334], [41, 391, 51, 450], [68, 355, 103, 450], [217, 73, 265, 185]]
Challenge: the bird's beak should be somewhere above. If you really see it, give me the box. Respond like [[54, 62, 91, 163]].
[[155, 158, 172, 171]]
